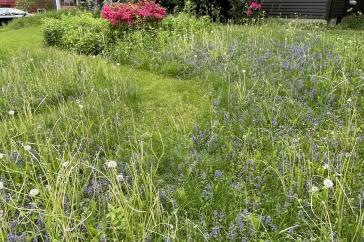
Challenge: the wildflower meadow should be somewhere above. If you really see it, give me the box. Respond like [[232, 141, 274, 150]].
[[0, 1, 364, 241]]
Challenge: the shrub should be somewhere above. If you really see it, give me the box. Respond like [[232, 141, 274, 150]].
[[190, 0, 248, 22], [43, 13, 110, 55], [159, 0, 185, 13], [188, 0, 265, 22], [245, 0, 262, 16], [42, 17, 65, 46], [101, 1, 167, 27]]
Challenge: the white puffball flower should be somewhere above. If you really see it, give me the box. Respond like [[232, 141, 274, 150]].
[[117, 174, 124, 182], [243, 70, 247, 74], [0, 153, 4, 159], [106, 160, 117, 169], [311, 186, 319, 193], [78, 104, 84, 109], [24, 145, 32, 151], [8, 110, 15, 115], [323, 179, 334, 189], [116, 63, 120, 66], [323, 163, 330, 170], [62, 161, 70, 168], [29, 188, 39, 197], [0, 181, 4, 190]]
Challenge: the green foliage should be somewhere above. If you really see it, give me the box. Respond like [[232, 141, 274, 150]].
[[105, 13, 212, 76], [159, 0, 185, 13], [16, 0, 36, 11], [340, 14, 364, 30], [189, 0, 247, 22], [2, 13, 364, 242], [43, 13, 111, 55]]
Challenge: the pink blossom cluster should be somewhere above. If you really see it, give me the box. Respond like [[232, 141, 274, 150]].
[[101, 1, 167, 26], [245, 0, 262, 16]]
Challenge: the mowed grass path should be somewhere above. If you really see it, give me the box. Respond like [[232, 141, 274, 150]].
[[0, 26, 210, 146], [0, 26, 211, 241]]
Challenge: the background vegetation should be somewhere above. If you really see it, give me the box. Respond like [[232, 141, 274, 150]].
[[0, 7, 364, 242]]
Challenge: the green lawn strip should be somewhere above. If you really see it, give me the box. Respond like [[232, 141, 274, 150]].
[[0, 26, 211, 161], [0, 27, 43, 51]]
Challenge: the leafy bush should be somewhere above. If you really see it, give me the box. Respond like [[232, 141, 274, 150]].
[[101, 1, 167, 26], [105, 13, 212, 76], [340, 13, 364, 30], [159, 0, 185, 13], [16, 0, 36, 11], [43, 13, 111, 55], [190, 0, 248, 22]]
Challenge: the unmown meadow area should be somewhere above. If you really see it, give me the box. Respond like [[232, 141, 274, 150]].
[[0, 4, 364, 241]]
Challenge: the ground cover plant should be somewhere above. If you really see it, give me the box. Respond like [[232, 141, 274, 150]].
[[1, 6, 364, 242]]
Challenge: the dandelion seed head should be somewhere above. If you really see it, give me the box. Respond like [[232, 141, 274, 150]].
[[106, 160, 117, 169], [311, 185, 319, 193], [29, 188, 39, 197], [117, 174, 124, 181], [323, 178, 334, 189]]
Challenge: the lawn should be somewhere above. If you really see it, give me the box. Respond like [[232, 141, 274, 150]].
[[0, 13, 363, 241]]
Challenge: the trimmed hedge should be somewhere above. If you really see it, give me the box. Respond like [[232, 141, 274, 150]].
[[43, 13, 110, 55]]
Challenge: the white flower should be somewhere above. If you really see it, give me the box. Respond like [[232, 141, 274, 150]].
[[8, 110, 15, 115], [242, 70, 246, 74], [78, 104, 84, 109], [117, 174, 124, 182], [116, 63, 120, 66], [24, 145, 32, 151], [0, 153, 4, 159], [323, 179, 334, 189], [29, 188, 39, 197], [323, 163, 330, 170], [62, 161, 70, 168], [311, 185, 319, 193], [0, 181, 4, 190], [106, 160, 117, 169]]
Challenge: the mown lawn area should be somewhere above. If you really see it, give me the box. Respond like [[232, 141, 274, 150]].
[[0, 14, 363, 241]]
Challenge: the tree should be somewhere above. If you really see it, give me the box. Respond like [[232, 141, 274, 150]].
[[16, 0, 37, 11]]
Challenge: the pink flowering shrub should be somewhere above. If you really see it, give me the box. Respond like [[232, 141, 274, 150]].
[[101, 1, 167, 27], [245, 0, 262, 17]]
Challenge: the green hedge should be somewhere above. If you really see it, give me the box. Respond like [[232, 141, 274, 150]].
[[43, 13, 110, 55]]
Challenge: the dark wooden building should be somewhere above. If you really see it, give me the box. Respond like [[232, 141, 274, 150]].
[[261, 0, 361, 21]]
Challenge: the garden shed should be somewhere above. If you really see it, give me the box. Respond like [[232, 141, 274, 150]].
[[261, 0, 360, 22]]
